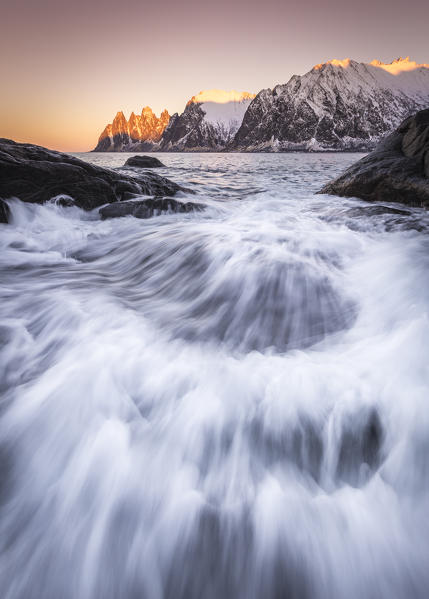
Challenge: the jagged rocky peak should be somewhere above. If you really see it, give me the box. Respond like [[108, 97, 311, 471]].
[[93, 107, 171, 152], [112, 111, 128, 131], [160, 89, 256, 151], [128, 112, 141, 139], [110, 111, 130, 146], [231, 57, 429, 152]]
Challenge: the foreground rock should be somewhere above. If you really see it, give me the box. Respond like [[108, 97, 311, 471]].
[[125, 155, 165, 168], [318, 109, 429, 206], [0, 138, 183, 211], [99, 198, 204, 220]]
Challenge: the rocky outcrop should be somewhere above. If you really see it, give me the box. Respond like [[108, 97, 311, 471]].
[[230, 57, 429, 152], [99, 198, 204, 219], [159, 90, 255, 152], [318, 109, 429, 206], [125, 155, 165, 168], [93, 107, 170, 152], [0, 138, 183, 211]]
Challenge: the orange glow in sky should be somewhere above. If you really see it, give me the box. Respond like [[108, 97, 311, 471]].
[[1, 0, 428, 152]]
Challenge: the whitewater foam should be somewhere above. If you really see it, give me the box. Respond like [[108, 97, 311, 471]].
[[1, 152, 429, 598]]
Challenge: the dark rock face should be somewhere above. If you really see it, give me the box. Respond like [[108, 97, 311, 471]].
[[159, 104, 224, 151], [0, 198, 10, 223], [401, 110, 429, 177], [125, 155, 165, 168], [99, 198, 205, 220], [158, 95, 253, 152], [318, 109, 429, 206], [0, 138, 182, 211]]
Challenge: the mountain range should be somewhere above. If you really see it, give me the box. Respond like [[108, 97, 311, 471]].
[[93, 107, 170, 152], [93, 57, 429, 153]]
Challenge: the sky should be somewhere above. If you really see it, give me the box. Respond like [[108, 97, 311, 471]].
[[1, 0, 428, 152]]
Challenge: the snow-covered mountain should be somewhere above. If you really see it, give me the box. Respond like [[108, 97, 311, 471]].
[[93, 107, 170, 152], [92, 58, 429, 153], [230, 57, 429, 151], [159, 90, 255, 151]]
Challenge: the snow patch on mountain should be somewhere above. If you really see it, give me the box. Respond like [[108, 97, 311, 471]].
[[369, 56, 429, 76], [189, 89, 255, 104], [201, 98, 253, 138], [159, 90, 255, 151]]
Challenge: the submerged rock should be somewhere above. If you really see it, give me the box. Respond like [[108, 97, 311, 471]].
[[0, 138, 183, 211], [125, 155, 165, 168], [99, 197, 205, 220], [321, 203, 428, 233], [0, 198, 10, 223], [318, 109, 429, 206], [343, 205, 411, 218]]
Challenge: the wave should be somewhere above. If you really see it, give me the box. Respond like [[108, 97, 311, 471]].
[[1, 154, 429, 598]]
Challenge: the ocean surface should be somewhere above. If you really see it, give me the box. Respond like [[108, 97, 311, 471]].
[[1, 152, 429, 598]]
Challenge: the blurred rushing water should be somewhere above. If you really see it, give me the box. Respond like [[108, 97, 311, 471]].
[[1, 152, 429, 599]]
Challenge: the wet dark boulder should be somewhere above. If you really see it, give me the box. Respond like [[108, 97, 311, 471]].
[[99, 197, 205, 220], [318, 109, 429, 206], [0, 138, 183, 211], [0, 198, 10, 224], [124, 155, 165, 168]]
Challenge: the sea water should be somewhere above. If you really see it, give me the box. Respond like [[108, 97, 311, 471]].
[[1, 152, 429, 598]]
